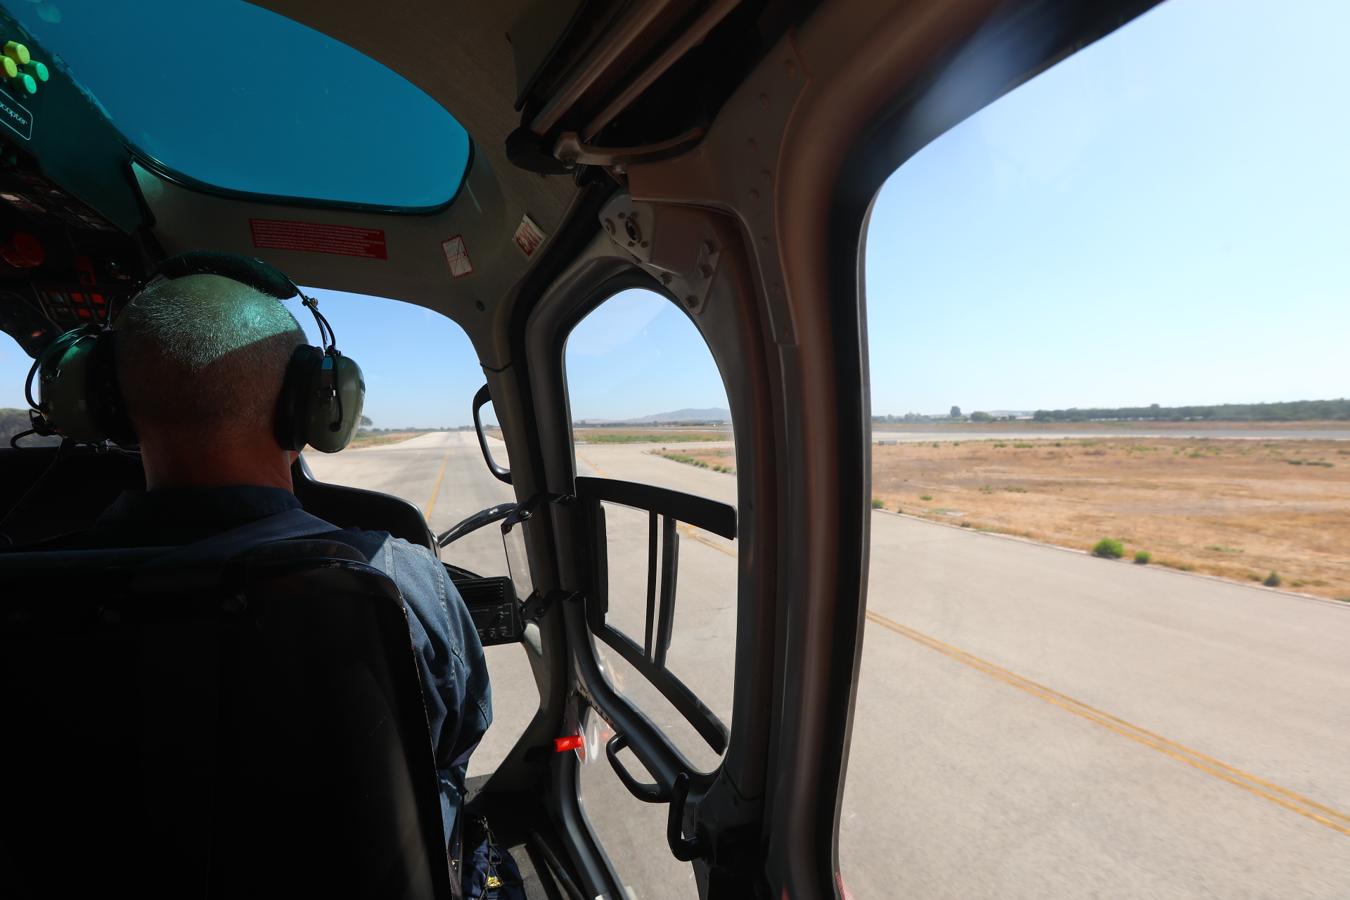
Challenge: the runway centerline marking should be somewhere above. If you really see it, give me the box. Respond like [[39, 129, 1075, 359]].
[[576, 451, 606, 477], [676, 522, 736, 558], [423, 442, 455, 521], [865, 609, 1350, 838]]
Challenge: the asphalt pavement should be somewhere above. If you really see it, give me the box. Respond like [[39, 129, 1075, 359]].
[[306, 433, 1350, 899]]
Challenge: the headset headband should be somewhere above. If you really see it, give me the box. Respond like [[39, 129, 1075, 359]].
[[153, 252, 299, 300]]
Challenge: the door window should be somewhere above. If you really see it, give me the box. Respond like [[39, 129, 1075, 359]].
[[841, 1, 1350, 896], [566, 287, 738, 898]]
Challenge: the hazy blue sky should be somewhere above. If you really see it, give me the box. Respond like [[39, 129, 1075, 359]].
[[2, 0, 1346, 425], [565, 290, 729, 421], [864, 0, 1350, 416]]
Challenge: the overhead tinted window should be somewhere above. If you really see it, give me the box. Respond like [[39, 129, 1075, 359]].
[[10, 0, 470, 210]]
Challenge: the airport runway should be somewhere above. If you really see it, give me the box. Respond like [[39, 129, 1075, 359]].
[[306, 432, 1350, 898]]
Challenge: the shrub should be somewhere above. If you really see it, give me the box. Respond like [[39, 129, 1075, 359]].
[[871, 497, 885, 509], [1263, 571, 1281, 587], [1092, 538, 1124, 559], [1134, 551, 1152, 565], [920, 494, 933, 501]]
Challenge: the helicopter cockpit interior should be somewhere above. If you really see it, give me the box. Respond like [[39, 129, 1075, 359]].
[[0, 1, 1161, 897]]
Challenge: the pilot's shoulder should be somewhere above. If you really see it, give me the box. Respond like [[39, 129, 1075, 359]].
[[330, 527, 441, 571]]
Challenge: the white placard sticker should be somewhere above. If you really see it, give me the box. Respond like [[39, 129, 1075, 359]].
[[513, 214, 546, 258], [441, 234, 473, 278]]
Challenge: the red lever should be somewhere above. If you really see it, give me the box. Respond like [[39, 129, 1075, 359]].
[[553, 735, 584, 753]]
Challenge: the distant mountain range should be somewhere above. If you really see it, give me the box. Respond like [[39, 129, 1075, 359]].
[[578, 407, 732, 425], [0, 407, 58, 446]]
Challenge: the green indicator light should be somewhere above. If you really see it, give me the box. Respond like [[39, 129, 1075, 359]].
[[4, 42, 30, 66], [24, 61, 47, 83], [16, 73, 35, 95], [0, 57, 15, 79]]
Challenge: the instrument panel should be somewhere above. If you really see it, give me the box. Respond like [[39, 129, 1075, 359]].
[[0, 142, 145, 357]]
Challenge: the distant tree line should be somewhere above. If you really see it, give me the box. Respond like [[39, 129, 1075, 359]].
[[873, 410, 1017, 424], [1031, 399, 1350, 423]]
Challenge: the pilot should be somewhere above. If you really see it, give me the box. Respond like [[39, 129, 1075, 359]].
[[59, 259, 491, 853]]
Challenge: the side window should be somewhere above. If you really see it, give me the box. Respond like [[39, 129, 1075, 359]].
[[565, 288, 737, 896], [842, 3, 1350, 898], [0, 335, 46, 446]]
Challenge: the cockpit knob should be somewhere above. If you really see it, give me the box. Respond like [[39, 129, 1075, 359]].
[[3, 42, 31, 67], [2, 232, 44, 269]]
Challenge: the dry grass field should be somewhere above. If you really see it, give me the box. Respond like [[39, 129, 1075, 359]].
[[486, 426, 729, 443], [574, 427, 730, 444], [871, 419, 1350, 434], [662, 437, 1350, 601]]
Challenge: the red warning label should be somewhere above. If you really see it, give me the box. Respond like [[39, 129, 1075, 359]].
[[249, 218, 388, 259]]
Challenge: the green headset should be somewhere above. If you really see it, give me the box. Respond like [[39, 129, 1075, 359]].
[[25, 251, 365, 453]]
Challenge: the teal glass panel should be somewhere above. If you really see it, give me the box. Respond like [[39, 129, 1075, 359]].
[[9, 0, 470, 209]]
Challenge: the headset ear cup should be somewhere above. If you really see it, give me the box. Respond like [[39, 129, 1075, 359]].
[[304, 354, 365, 454], [34, 327, 106, 443], [274, 345, 321, 452]]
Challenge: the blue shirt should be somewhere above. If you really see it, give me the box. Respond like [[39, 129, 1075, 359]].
[[86, 485, 492, 846]]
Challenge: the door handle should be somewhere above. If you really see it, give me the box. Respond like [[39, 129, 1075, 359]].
[[605, 732, 669, 803]]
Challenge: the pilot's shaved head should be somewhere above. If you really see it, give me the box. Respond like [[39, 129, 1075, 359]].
[[116, 273, 304, 442]]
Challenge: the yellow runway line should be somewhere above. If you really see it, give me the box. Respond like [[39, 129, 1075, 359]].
[[676, 522, 736, 558], [423, 443, 454, 521], [577, 451, 606, 477], [865, 609, 1350, 839]]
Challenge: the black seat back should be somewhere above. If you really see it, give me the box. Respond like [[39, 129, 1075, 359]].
[[0, 447, 434, 552], [0, 446, 145, 547], [0, 542, 451, 899], [293, 457, 436, 550]]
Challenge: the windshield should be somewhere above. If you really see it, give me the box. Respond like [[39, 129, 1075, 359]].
[[7, 0, 470, 210]]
